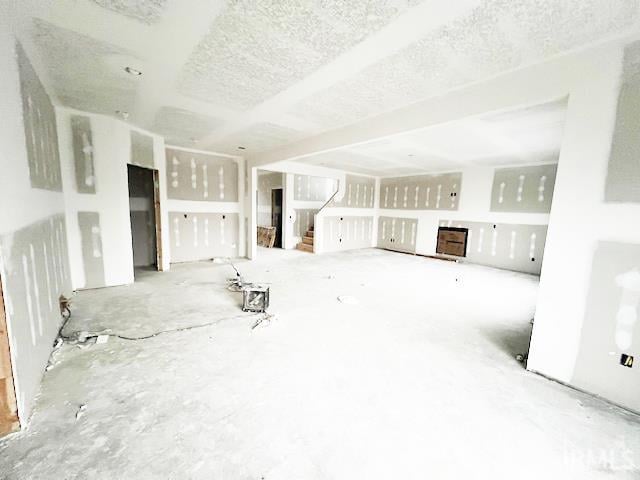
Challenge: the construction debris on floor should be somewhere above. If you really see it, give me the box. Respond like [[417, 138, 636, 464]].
[[0, 248, 638, 479]]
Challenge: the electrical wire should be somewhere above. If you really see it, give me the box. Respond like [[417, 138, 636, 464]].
[[59, 312, 263, 343]]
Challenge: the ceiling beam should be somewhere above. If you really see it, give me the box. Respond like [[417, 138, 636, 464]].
[[199, 0, 483, 149]]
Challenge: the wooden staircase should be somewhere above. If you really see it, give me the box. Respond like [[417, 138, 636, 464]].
[[296, 225, 314, 253]]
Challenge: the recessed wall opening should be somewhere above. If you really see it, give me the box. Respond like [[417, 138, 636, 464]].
[[127, 164, 160, 275], [255, 169, 339, 256]]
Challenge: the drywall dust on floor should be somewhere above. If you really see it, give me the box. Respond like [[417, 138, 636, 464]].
[[1, 248, 639, 479]]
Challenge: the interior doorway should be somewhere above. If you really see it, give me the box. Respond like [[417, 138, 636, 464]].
[[0, 275, 19, 436], [127, 164, 161, 274], [271, 188, 283, 248]]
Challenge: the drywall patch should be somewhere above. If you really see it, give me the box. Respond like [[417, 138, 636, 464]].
[[605, 40, 640, 203], [0, 214, 71, 421], [30, 19, 140, 115], [166, 148, 238, 202], [169, 212, 239, 262], [90, 0, 169, 24], [440, 219, 547, 275], [572, 241, 640, 412], [377, 216, 418, 253], [490, 164, 557, 213], [71, 115, 96, 193], [130, 131, 154, 168], [380, 173, 461, 211], [77, 212, 106, 289], [16, 42, 62, 191]]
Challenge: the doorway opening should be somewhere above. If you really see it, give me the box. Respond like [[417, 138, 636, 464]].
[[0, 275, 19, 437], [127, 164, 162, 275], [271, 188, 283, 248]]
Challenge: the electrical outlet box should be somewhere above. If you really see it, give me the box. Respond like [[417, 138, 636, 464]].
[[620, 354, 634, 368], [242, 286, 270, 313]]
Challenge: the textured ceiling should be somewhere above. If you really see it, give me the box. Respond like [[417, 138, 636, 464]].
[[212, 123, 307, 155], [288, 0, 640, 131], [14, 0, 640, 158], [178, 0, 422, 111], [297, 100, 567, 176], [30, 19, 140, 114], [90, 0, 169, 24], [152, 106, 222, 148]]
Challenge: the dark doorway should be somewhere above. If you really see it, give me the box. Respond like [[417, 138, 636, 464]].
[[271, 188, 283, 248], [127, 164, 159, 272]]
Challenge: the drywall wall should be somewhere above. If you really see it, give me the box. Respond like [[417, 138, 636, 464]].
[[16, 42, 62, 192], [131, 131, 155, 169], [490, 164, 557, 213], [379, 172, 461, 211], [257, 171, 283, 227], [322, 216, 375, 253], [70, 115, 96, 194], [77, 211, 105, 288], [605, 40, 640, 203], [165, 146, 242, 262], [58, 108, 169, 287], [0, 31, 71, 424], [166, 147, 238, 202], [378, 216, 418, 254], [377, 164, 554, 273], [438, 220, 547, 275], [329, 174, 374, 209], [169, 212, 239, 262], [312, 174, 377, 254], [528, 41, 640, 413], [294, 174, 338, 202], [571, 241, 640, 409]]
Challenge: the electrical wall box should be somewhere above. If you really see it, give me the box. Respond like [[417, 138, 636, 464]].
[[242, 286, 270, 313], [436, 227, 468, 257], [621, 354, 634, 368]]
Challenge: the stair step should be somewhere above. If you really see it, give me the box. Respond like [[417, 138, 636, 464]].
[[306, 230, 314, 237], [296, 242, 313, 253], [302, 236, 314, 245], [308, 225, 314, 231]]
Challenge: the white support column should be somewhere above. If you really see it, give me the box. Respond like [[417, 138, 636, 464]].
[[237, 157, 246, 258], [247, 166, 258, 260], [282, 173, 295, 249]]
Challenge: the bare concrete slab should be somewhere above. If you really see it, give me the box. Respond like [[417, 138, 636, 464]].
[[1, 249, 639, 479]]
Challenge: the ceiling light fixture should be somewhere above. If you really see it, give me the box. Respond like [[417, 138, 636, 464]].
[[115, 110, 129, 120], [237, 146, 246, 150], [124, 66, 142, 76]]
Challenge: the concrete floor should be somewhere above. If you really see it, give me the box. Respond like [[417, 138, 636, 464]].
[[1, 248, 639, 479]]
